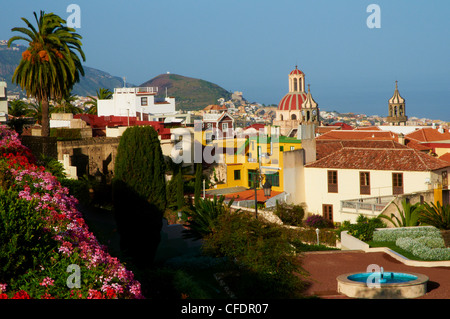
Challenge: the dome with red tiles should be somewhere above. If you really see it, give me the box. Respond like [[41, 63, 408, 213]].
[[289, 66, 304, 76], [278, 92, 308, 111]]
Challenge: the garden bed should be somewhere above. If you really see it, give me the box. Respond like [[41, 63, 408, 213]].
[[371, 226, 450, 261]]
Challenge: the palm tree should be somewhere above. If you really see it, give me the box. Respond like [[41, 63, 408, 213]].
[[7, 11, 85, 137], [379, 199, 421, 227], [418, 201, 450, 247], [26, 102, 54, 125], [84, 88, 113, 115], [182, 195, 234, 241], [7, 100, 29, 117], [53, 93, 82, 114]]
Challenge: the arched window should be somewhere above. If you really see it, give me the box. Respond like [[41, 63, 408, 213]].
[[291, 114, 297, 120], [280, 114, 284, 121], [293, 78, 298, 91]]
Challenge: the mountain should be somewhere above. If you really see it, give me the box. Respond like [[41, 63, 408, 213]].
[[0, 43, 134, 97], [140, 73, 232, 111]]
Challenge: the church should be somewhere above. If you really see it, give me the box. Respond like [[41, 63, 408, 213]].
[[273, 66, 320, 136]]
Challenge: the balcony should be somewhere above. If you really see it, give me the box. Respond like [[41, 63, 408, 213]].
[[114, 87, 158, 94], [340, 195, 395, 216]]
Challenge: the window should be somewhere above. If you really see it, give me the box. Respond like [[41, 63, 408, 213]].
[[234, 170, 241, 181], [392, 173, 404, 195], [323, 205, 333, 222], [360, 172, 371, 195], [327, 170, 338, 193], [280, 146, 284, 152], [291, 114, 297, 120], [265, 172, 280, 187], [248, 170, 258, 188], [141, 97, 148, 106], [290, 146, 295, 151], [222, 123, 228, 131]]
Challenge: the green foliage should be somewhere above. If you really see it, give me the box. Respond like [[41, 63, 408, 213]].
[[202, 210, 306, 298], [274, 202, 305, 226], [114, 125, 167, 212], [50, 128, 82, 141], [182, 195, 233, 241], [8, 10, 85, 136], [113, 125, 167, 267], [372, 226, 441, 242], [36, 153, 66, 180], [418, 201, 450, 230], [304, 214, 334, 229], [379, 199, 421, 227], [338, 214, 385, 242], [0, 188, 59, 282]]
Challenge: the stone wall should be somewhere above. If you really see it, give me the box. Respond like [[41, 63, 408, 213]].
[[57, 137, 120, 183]]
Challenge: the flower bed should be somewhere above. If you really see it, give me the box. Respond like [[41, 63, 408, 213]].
[[372, 226, 450, 261], [0, 127, 143, 299]]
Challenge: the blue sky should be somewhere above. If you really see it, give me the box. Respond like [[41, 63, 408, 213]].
[[1, 0, 449, 121]]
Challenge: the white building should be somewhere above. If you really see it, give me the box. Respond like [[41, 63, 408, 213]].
[[302, 141, 450, 223], [97, 87, 177, 121], [0, 81, 8, 123]]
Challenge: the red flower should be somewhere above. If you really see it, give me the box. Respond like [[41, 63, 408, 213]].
[[0, 293, 8, 299], [105, 288, 117, 299], [12, 290, 31, 299]]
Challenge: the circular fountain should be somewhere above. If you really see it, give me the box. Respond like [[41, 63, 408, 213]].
[[337, 268, 429, 299]]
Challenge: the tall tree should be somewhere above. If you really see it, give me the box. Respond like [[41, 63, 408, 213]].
[[8, 11, 85, 137], [113, 125, 167, 267]]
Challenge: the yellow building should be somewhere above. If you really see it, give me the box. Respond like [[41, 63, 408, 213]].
[[222, 134, 302, 193]]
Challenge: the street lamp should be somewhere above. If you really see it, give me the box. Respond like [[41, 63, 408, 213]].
[[263, 179, 272, 198], [316, 228, 320, 245]]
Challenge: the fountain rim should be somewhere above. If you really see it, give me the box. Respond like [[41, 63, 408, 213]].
[[337, 271, 429, 288]]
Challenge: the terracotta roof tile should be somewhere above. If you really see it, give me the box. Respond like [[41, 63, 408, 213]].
[[406, 128, 450, 142], [306, 146, 450, 171]]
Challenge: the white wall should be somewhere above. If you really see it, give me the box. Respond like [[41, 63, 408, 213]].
[[304, 167, 432, 223]]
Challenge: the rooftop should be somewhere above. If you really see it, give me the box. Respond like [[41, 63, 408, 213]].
[[306, 145, 450, 171]]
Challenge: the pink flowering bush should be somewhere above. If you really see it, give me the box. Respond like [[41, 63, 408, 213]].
[[0, 126, 143, 299]]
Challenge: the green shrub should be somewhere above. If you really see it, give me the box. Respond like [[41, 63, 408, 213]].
[[203, 211, 306, 298], [373, 226, 440, 242], [274, 202, 305, 226], [305, 214, 334, 229], [50, 128, 82, 140], [182, 195, 232, 241], [0, 188, 59, 282], [396, 236, 450, 261], [338, 215, 385, 242]]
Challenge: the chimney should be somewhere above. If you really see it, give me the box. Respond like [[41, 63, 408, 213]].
[[398, 133, 405, 145]]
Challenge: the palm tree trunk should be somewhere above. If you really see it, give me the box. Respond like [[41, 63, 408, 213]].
[[41, 97, 50, 137]]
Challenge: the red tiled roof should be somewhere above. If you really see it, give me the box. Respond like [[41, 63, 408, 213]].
[[316, 130, 398, 141], [315, 140, 408, 160], [306, 146, 450, 171], [406, 127, 450, 142], [220, 189, 283, 203], [439, 153, 450, 163], [290, 66, 304, 76]]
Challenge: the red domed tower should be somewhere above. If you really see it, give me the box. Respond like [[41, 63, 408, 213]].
[[274, 66, 319, 136]]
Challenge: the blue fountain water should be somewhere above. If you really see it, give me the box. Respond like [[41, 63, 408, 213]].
[[348, 269, 417, 284]]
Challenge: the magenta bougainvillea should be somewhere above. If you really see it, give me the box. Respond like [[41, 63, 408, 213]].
[[0, 126, 143, 299]]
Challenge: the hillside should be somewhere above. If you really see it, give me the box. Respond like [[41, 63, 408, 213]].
[[0, 43, 134, 97], [140, 73, 232, 111]]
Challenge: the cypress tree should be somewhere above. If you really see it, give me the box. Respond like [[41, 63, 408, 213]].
[[112, 126, 167, 268]]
